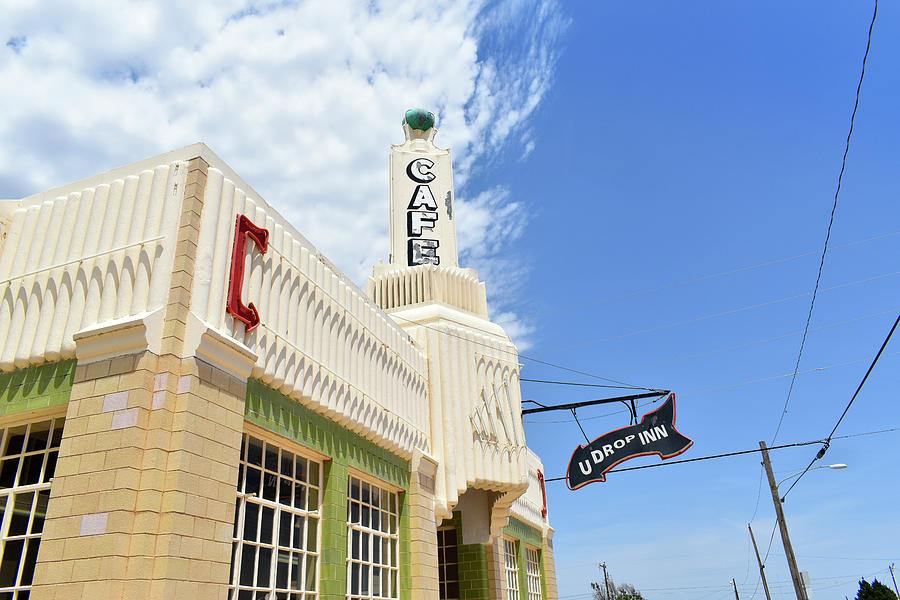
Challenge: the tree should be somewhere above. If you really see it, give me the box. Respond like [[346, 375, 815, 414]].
[[856, 578, 898, 600], [591, 578, 645, 600]]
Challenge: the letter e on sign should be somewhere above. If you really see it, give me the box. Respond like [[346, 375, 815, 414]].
[[227, 214, 269, 331]]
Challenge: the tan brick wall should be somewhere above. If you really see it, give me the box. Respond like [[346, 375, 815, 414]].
[[542, 534, 558, 600], [407, 454, 439, 598], [487, 535, 505, 600], [30, 155, 250, 600]]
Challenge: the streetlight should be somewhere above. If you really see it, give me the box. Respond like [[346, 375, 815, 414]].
[[759, 441, 847, 600], [777, 464, 847, 494]]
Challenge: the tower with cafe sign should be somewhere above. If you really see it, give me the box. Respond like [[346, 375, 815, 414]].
[[387, 108, 459, 268]]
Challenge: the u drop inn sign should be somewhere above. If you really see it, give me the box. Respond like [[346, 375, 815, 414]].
[[566, 393, 693, 490]]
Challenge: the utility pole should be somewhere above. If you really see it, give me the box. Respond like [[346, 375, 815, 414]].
[[748, 524, 773, 600], [890, 563, 899, 598], [600, 562, 612, 600], [760, 441, 808, 600], [732, 578, 741, 600]]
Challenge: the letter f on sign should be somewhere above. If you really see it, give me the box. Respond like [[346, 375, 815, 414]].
[[227, 214, 269, 331]]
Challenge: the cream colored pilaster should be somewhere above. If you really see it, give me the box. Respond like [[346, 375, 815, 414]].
[[542, 530, 559, 600], [407, 451, 439, 598], [486, 535, 506, 600]]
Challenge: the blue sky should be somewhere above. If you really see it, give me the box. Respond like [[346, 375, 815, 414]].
[[3, 1, 899, 599]]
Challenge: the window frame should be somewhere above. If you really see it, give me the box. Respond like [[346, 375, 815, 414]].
[[524, 545, 542, 600], [0, 416, 65, 599], [436, 526, 460, 600], [503, 537, 521, 600], [346, 473, 401, 600], [228, 429, 325, 599]]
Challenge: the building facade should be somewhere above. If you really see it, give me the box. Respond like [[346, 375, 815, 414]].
[[0, 110, 557, 599]]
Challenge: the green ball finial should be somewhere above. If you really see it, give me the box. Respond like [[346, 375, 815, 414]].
[[403, 108, 436, 131]]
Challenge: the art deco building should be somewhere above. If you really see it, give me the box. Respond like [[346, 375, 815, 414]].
[[0, 110, 557, 600]]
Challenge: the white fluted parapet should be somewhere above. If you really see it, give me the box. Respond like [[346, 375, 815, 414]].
[[0, 161, 185, 369], [368, 263, 488, 317], [187, 167, 431, 460]]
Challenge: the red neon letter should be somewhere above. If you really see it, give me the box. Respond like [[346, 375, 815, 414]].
[[226, 214, 269, 331], [538, 470, 548, 518]]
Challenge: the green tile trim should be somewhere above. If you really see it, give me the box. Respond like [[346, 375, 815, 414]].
[[0, 360, 76, 417], [503, 516, 542, 548], [439, 511, 490, 600], [502, 517, 547, 600], [245, 380, 411, 600]]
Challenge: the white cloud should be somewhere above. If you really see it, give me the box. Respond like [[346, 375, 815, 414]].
[[1, 0, 565, 346]]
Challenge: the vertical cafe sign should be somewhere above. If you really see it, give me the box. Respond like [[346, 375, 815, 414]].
[[405, 157, 441, 266], [389, 108, 459, 269]]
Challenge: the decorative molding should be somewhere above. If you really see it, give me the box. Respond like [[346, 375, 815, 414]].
[[73, 310, 163, 363], [187, 312, 258, 379]]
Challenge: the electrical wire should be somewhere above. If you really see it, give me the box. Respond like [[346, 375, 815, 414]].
[[543, 438, 826, 482], [385, 310, 659, 390], [497, 230, 900, 326], [772, 0, 879, 444], [780, 310, 899, 501], [612, 307, 898, 375], [520, 378, 654, 390], [541, 427, 900, 482], [523, 352, 900, 424], [689, 350, 900, 396], [535, 271, 900, 356]]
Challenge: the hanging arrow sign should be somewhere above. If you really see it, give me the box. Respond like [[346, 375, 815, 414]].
[[566, 393, 692, 490]]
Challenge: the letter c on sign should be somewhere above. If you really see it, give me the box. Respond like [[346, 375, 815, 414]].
[[406, 158, 435, 183], [227, 214, 269, 332]]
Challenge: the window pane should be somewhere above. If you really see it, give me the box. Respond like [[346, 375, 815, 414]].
[[247, 437, 263, 466], [260, 507, 275, 544], [280, 451, 294, 477], [243, 502, 259, 542], [257, 547, 272, 588], [245, 467, 261, 497], [30, 491, 49, 535], [9, 492, 34, 536], [0, 459, 18, 489], [265, 445, 279, 472], [19, 454, 43, 486], [276, 550, 289, 589], [4, 427, 26, 456], [0, 539, 23, 587], [306, 518, 317, 552], [19, 539, 40, 586]]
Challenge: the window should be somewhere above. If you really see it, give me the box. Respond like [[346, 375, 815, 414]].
[[229, 434, 322, 600], [525, 547, 542, 600], [0, 418, 63, 599], [347, 476, 399, 599], [503, 538, 520, 600], [437, 528, 460, 600]]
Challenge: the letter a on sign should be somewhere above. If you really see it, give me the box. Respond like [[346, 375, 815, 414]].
[[227, 214, 269, 331]]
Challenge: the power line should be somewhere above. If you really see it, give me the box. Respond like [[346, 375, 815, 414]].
[[386, 310, 656, 389], [781, 310, 899, 501], [535, 271, 900, 356], [612, 307, 898, 375], [542, 427, 900, 482], [543, 438, 825, 482], [772, 0, 879, 444], [689, 350, 900, 396], [497, 230, 900, 326], [522, 351, 900, 423], [520, 378, 654, 391]]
